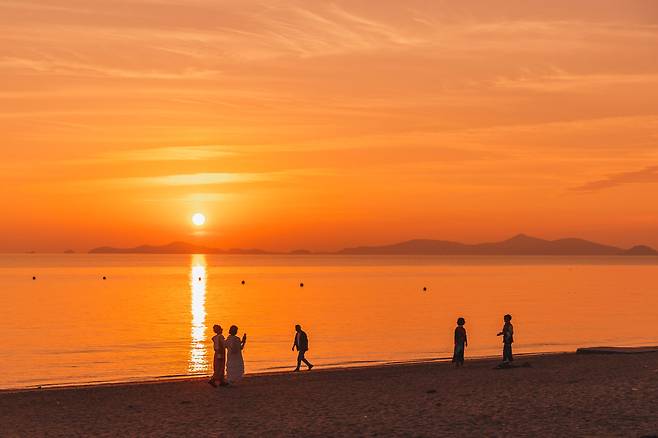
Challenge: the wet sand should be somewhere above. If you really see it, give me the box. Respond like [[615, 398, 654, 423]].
[[1, 352, 657, 437]]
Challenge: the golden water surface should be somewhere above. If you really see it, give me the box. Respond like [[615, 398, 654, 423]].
[[0, 254, 656, 389]]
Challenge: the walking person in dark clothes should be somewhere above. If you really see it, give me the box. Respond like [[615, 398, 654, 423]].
[[292, 324, 314, 372]]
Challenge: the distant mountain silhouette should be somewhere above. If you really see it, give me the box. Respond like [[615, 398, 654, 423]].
[[89, 235, 658, 255], [337, 234, 657, 256], [623, 245, 658, 256], [89, 241, 272, 255], [289, 249, 312, 255], [226, 247, 271, 255]]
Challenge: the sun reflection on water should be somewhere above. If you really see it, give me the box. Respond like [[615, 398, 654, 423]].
[[188, 254, 208, 373]]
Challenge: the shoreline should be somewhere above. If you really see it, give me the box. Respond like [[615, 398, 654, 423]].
[[0, 350, 571, 393], [4, 347, 657, 394], [2, 350, 657, 436]]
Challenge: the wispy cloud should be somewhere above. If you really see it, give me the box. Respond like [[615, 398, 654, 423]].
[[0, 57, 222, 79], [493, 72, 658, 92], [116, 172, 272, 187], [0, 1, 93, 14], [573, 166, 658, 192], [104, 146, 237, 162], [140, 192, 232, 203]]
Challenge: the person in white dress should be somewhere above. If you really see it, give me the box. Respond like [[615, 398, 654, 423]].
[[225, 325, 247, 384]]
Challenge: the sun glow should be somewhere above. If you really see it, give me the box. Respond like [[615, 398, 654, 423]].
[[192, 213, 206, 226]]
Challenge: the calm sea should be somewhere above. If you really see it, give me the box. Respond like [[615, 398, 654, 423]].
[[0, 254, 656, 389]]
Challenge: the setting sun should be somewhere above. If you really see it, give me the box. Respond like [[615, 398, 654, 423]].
[[192, 213, 206, 227]]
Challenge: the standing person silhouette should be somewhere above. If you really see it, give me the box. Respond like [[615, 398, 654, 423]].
[[452, 317, 467, 367], [497, 314, 514, 363], [292, 324, 314, 372], [208, 324, 228, 387], [225, 325, 247, 384]]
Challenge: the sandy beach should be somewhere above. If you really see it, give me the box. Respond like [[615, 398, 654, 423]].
[[1, 351, 657, 437]]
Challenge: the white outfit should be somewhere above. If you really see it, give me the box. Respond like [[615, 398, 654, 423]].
[[225, 334, 245, 383]]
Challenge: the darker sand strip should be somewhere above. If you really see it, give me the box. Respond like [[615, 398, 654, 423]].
[[577, 346, 658, 354], [1, 351, 657, 437]]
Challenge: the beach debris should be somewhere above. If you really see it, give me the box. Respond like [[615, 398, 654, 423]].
[[494, 362, 515, 370], [198, 277, 202, 281], [426, 389, 437, 394], [300, 282, 304, 287], [422, 287, 427, 292], [180, 400, 192, 404], [241, 280, 245, 285], [102, 276, 107, 280], [32, 276, 36, 280], [494, 361, 531, 370]]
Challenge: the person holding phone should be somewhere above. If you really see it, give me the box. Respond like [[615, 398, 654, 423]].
[[226, 325, 247, 384], [497, 314, 514, 363]]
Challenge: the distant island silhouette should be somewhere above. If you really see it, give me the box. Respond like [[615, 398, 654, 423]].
[[89, 234, 657, 256], [89, 241, 272, 255]]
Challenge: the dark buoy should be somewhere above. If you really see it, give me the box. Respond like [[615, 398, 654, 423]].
[[198, 277, 202, 281], [102, 276, 107, 280], [423, 287, 427, 292], [300, 282, 304, 288], [241, 280, 245, 285], [32, 276, 36, 280]]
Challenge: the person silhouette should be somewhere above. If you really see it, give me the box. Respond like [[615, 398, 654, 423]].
[[452, 317, 467, 367], [208, 324, 228, 387], [292, 324, 313, 372], [225, 325, 247, 384], [497, 314, 514, 363]]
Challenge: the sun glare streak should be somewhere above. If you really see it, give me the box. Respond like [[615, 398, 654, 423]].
[[188, 254, 208, 373]]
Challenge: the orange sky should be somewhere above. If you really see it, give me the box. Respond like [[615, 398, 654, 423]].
[[2, 0, 658, 252]]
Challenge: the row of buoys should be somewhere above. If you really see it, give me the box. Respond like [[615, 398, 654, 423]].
[[237, 280, 304, 287], [30, 276, 426, 291], [195, 279, 306, 287], [32, 276, 107, 280], [30, 276, 428, 293], [200, 280, 306, 287], [239, 281, 304, 287]]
